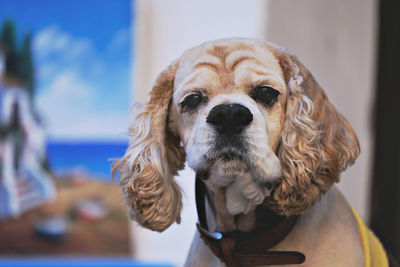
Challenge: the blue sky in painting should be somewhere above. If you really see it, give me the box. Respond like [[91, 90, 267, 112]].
[[0, 0, 132, 141]]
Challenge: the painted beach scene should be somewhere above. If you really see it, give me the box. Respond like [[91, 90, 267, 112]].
[[0, 0, 132, 258]]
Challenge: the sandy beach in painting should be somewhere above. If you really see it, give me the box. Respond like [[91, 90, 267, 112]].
[[0, 173, 130, 256]]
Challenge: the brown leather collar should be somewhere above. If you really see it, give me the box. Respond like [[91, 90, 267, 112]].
[[195, 178, 306, 267]]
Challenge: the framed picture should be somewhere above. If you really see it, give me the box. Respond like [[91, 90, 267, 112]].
[[0, 0, 132, 258]]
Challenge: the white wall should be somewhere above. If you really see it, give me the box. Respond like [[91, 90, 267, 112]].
[[266, 0, 377, 220], [131, 1, 269, 266]]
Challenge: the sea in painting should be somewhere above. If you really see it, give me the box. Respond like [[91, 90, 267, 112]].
[[47, 141, 128, 182]]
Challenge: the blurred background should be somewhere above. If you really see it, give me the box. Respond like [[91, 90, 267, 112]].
[[0, 0, 398, 266], [0, 0, 136, 266]]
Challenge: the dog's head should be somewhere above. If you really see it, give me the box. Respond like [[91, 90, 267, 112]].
[[113, 38, 359, 232]]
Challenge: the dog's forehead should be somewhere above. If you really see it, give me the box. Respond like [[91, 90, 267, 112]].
[[174, 38, 285, 96]]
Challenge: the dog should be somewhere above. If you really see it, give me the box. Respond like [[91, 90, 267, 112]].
[[113, 38, 389, 266]]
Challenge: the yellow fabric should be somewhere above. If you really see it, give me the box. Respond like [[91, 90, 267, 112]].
[[352, 208, 389, 267]]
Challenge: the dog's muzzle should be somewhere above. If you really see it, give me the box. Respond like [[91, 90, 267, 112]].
[[206, 103, 253, 134]]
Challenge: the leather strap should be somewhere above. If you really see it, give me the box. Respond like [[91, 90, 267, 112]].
[[221, 237, 239, 267], [195, 178, 306, 266]]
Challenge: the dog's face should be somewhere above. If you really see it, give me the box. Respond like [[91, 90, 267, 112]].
[[171, 40, 287, 218], [113, 38, 360, 232]]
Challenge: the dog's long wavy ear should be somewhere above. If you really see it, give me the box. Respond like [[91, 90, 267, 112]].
[[266, 46, 360, 215], [112, 60, 186, 232]]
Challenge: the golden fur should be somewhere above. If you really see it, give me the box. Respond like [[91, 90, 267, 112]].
[[112, 61, 185, 232], [113, 38, 363, 266], [265, 46, 360, 215]]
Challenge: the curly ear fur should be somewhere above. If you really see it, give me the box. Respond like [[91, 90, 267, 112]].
[[266, 46, 360, 215], [112, 61, 186, 232]]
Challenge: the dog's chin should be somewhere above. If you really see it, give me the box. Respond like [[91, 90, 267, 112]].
[[198, 151, 276, 215], [193, 148, 281, 232]]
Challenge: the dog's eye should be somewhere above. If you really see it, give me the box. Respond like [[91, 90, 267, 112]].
[[251, 86, 280, 107], [180, 93, 203, 112]]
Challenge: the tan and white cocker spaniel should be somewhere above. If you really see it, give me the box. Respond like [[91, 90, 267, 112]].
[[113, 38, 389, 267]]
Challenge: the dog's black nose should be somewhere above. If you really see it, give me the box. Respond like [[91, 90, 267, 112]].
[[206, 103, 253, 134]]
